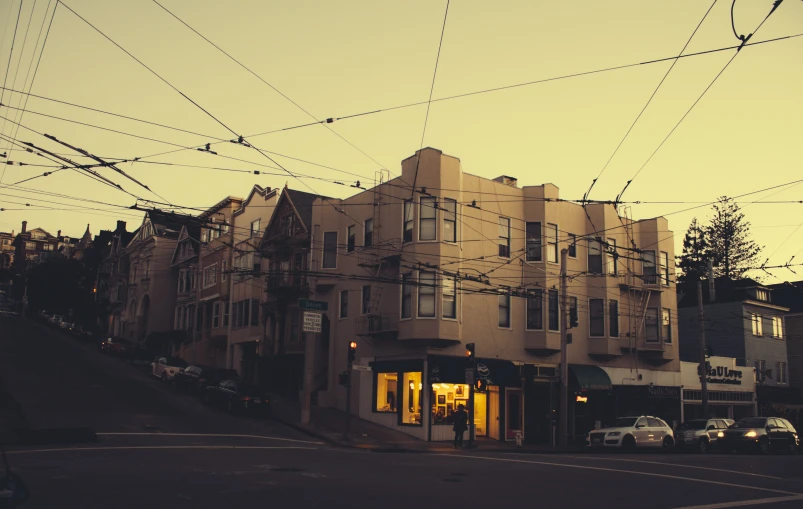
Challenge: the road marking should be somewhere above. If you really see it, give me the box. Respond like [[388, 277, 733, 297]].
[[440, 454, 803, 496], [670, 494, 803, 508], [6, 445, 319, 455], [555, 454, 791, 481], [97, 432, 324, 445]]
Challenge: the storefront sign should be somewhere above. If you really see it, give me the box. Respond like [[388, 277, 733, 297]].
[[647, 385, 680, 399], [302, 311, 322, 332], [697, 362, 743, 385]]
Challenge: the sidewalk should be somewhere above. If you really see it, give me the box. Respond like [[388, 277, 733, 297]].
[[269, 396, 587, 454]]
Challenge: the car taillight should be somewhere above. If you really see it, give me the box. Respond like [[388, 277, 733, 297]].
[[240, 396, 251, 401], [198, 378, 206, 384]]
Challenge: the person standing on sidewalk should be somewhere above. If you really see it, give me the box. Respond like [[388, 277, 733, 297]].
[[453, 404, 468, 449]]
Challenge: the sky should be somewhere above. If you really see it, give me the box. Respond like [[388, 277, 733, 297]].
[[0, 0, 800, 281]]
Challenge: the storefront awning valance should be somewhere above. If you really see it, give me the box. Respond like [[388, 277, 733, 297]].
[[428, 355, 520, 386], [371, 359, 423, 374], [570, 364, 613, 391]]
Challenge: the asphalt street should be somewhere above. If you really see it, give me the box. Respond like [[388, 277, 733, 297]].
[[2, 315, 803, 509]]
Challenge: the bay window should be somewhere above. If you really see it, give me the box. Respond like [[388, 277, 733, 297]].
[[442, 276, 456, 319], [526, 289, 543, 330], [419, 197, 437, 241], [401, 273, 412, 319], [443, 198, 457, 243], [548, 290, 559, 331], [546, 223, 558, 263], [418, 272, 436, 317], [590, 299, 605, 337], [526, 222, 541, 261]]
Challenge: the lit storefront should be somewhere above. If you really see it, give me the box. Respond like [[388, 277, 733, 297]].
[[680, 356, 756, 421]]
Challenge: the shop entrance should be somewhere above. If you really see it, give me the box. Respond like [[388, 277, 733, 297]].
[[506, 388, 524, 441], [488, 387, 500, 440], [474, 392, 487, 437]]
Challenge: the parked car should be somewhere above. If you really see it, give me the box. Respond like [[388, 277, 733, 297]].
[[172, 365, 214, 394], [197, 368, 241, 394], [48, 314, 63, 325], [58, 320, 76, 331], [150, 356, 188, 382], [587, 416, 675, 451], [675, 418, 734, 453], [99, 337, 131, 356], [203, 379, 269, 416], [717, 417, 799, 454]]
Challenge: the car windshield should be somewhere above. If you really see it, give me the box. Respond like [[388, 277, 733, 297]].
[[679, 420, 709, 430], [732, 418, 767, 428], [612, 418, 638, 427]]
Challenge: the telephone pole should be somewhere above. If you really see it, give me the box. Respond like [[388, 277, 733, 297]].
[[697, 280, 709, 418], [559, 247, 569, 447]]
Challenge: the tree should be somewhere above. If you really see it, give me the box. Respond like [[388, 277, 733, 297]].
[[677, 218, 709, 282], [705, 196, 762, 280]]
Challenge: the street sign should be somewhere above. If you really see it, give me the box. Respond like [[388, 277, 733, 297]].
[[302, 311, 322, 333], [352, 364, 372, 372], [465, 368, 474, 384], [299, 298, 328, 312]]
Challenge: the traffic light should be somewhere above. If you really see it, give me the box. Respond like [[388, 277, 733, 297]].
[[569, 307, 579, 328], [475, 379, 487, 392], [466, 343, 475, 361], [348, 341, 357, 364]]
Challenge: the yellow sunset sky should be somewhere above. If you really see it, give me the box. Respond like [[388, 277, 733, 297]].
[[0, 0, 801, 281]]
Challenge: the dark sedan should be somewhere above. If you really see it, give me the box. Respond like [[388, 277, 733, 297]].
[[196, 368, 241, 394], [203, 380, 269, 416], [717, 417, 799, 454], [173, 365, 214, 395]]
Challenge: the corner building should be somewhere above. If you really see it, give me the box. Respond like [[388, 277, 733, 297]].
[[280, 148, 680, 443]]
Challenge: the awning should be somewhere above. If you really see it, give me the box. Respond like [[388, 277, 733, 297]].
[[570, 364, 613, 391], [428, 355, 520, 386]]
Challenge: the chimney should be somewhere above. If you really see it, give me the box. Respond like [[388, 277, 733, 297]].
[[21, 221, 27, 233], [57, 230, 62, 237], [492, 175, 518, 188], [116, 220, 126, 233]]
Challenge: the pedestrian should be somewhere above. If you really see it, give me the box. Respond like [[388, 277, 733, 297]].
[[453, 404, 468, 449]]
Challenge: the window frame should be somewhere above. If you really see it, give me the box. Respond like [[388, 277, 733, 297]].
[[661, 308, 672, 343], [660, 251, 670, 286], [525, 222, 542, 262], [203, 263, 217, 289], [417, 271, 436, 318], [250, 219, 261, 237], [403, 200, 414, 244], [361, 285, 371, 316], [568, 234, 577, 258], [221, 259, 228, 283], [339, 290, 349, 320], [498, 288, 511, 329], [548, 290, 559, 332], [642, 250, 657, 285], [364, 219, 373, 248], [442, 198, 457, 243], [771, 316, 783, 339], [589, 299, 605, 337], [526, 289, 543, 331], [400, 273, 413, 320], [607, 239, 617, 275], [212, 301, 221, 329], [588, 239, 603, 274], [373, 371, 400, 414], [347, 225, 356, 253], [645, 307, 659, 343], [442, 275, 457, 320], [498, 217, 511, 258], [251, 299, 259, 326], [751, 313, 763, 336], [609, 300, 619, 338], [546, 223, 558, 263], [322, 231, 338, 269], [419, 196, 437, 241]]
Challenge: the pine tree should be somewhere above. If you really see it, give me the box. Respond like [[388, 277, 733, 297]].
[[705, 196, 763, 280], [677, 218, 709, 282]]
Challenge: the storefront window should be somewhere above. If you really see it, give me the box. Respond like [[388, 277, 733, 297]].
[[402, 372, 423, 425], [431, 383, 469, 426], [375, 372, 398, 413]]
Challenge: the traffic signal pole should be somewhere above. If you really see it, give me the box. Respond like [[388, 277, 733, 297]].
[[467, 343, 476, 447], [559, 247, 569, 448], [343, 341, 357, 441]]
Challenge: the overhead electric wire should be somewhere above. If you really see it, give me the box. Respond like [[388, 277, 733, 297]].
[[0, 0, 25, 183], [4, 0, 38, 144]]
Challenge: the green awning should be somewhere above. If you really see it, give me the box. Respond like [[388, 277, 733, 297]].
[[570, 364, 612, 391]]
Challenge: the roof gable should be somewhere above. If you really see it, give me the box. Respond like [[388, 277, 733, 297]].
[[261, 189, 313, 245]]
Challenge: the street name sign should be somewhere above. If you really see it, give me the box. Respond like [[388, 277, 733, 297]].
[[299, 298, 328, 312]]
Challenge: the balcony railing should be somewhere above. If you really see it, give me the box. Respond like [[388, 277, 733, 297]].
[[266, 270, 307, 292], [357, 313, 399, 336]]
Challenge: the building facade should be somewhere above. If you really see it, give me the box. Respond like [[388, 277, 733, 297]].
[[169, 224, 200, 357], [0, 228, 15, 269], [257, 148, 680, 443], [680, 356, 756, 421]]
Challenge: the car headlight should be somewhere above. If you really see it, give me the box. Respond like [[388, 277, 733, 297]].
[[717, 431, 724, 438], [745, 431, 758, 438], [608, 432, 621, 437]]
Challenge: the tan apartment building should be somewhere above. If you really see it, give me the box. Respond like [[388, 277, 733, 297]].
[[225, 185, 278, 382], [265, 148, 680, 444], [169, 223, 201, 357]]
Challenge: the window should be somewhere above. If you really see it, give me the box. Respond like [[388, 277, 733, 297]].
[[251, 299, 259, 326], [401, 273, 412, 319], [243, 300, 250, 328], [364, 219, 373, 247], [777, 362, 787, 384], [203, 264, 217, 288], [419, 197, 437, 241], [660, 251, 669, 286], [289, 310, 299, 342], [221, 259, 228, 283], [498, 217, 511, 257], [645, 308, 659, 342], [403, 200, 413, 243], [250, 219, 261, 237], [756, 288, 769, 301], [323, 232, 337, 268], [418, 272, 435, 318], [662, 308, 671, 343], [362, 285, 371, 315], [174, 307, 181, 329], [223, 302, 229, 327], [498, 289, 511, 328], [442, 276, 457, 319], [526, 289, 543, 330], [402, 372, 423, 425], [642, 250, 656, 284], [443, 198, 457, 243], [339, 290, 349, 319], [755, 360, 766, 381], [546, 223, 558, 263], [25, 241, 35, 250], [375, 372, 398, 412], [526, 222, 542, 261], [568, 234, 577, 258], [548, 290, 559, 331], [751, 313, 763, 336], [178, 270, 185, 293], [607, 239, 617, 275], [570, 297, 578, 328], [609, 300, 619, 338], [43, 243, 54, 251], [771, 316, 783, 339], [590, 299, 605, 337], [212, 302, 221, 329], [588, 239, 603, 274], [347, 225, 356, 253]]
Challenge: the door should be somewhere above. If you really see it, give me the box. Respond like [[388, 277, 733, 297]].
[[505, 388, 524, 441], [647, 418, 667, 447], [488, 388, 500, 440], [474, 393, 487, 437], [633, 417, 650, 446], [769, 418, 787, 451]]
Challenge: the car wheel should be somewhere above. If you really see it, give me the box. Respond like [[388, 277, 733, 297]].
[[621, 435, 636, 452], [662, 436, 674, 452], [788, 439, 798, 455], [759, 437, 771, 455], [699, 438, 710, 454]]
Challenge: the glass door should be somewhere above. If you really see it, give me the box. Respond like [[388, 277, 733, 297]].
[[474, 393, 487, 436]]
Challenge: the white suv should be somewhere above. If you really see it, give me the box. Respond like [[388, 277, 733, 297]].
[[587, 416, 675, 451]]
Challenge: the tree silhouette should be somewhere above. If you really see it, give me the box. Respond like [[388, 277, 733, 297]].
[[677, 218, 709, 282], [705, 196, 762, 280]]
